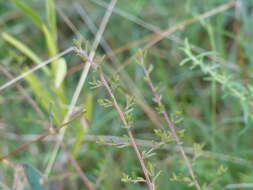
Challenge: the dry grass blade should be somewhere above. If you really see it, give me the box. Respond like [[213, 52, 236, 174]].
[[57, 8, 83, 39], [144, 1, 236, 49], [91, 0, 237, 69], [69, 1, 236, 77], [113, 1, 236, 74]]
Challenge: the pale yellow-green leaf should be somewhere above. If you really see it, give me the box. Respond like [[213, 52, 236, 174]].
[[1, 32, 50, 74], [54, 58, 67, 88], [71, 97, 92, 157], [84, 92, 93, 120], [72, 124, 85, 158], [42, 25, 57, 58], [24, 69, 52, 110], [1, 32, 41, 64]]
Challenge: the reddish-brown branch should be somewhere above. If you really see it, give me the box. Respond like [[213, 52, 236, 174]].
[[0, 111, 85, 161], [142, 62, 202, 190], [99, 72, 154, 190]]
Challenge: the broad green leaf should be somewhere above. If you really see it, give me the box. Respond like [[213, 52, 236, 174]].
[[22, 163, 47, 190], [24, 70, 52, 110], [1, 33, 41, 64], [72, 123, 85, 157], [11, 0, 43, 29], [71, 94, 92, 157], [84, 92, 93, 120], [42, 25, 58, 58], [46, 0, 57, 41], [1, 32, 50, 74], [54, 58, 67, 88], [11, 0, 58, 70]]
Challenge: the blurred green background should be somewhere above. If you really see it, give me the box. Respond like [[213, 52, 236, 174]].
[[1, 0, 253, 189]]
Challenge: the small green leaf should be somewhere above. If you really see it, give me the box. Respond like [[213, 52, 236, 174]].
[[217, 165, 228, 176], [22, 163, 47, 190], [121, 173, 131, 183], [98, 98, 113, 107], [54, 58, 67, 88], [24, 70, 52, 110], [153, 171, 162, 182]]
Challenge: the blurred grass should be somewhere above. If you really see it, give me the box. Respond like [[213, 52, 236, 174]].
[[1, 0, 253, 189]]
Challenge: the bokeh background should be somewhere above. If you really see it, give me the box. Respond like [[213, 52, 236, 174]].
[[1, 0, 253, 189]]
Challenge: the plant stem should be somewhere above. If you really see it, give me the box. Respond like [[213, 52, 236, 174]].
[[142, 62, 201, 190], [99, 72, 154, 190]]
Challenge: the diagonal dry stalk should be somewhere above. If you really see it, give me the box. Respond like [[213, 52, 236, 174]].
[[140, 56, 201, 190], [74, 3, 118, 65], [0, 47, 75, 91], [98, 71, 154, 190], [91, 0, 236, 69], [44, 0, 118, 178], [68, 1, 236, 78], [112, 1, 236, 75], [0, 110, 85, 161], [144, 1, 235, 49], [57, 8, 83, 39], [63, 147, 96, 190]]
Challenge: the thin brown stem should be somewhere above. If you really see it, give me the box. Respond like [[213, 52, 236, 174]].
[[99, 72, 154, 190], [0, 110, 85, 161], [65, 151, 96, 190]]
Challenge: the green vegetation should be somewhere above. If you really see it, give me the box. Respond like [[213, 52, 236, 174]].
[[1, 0, 253, 189]]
